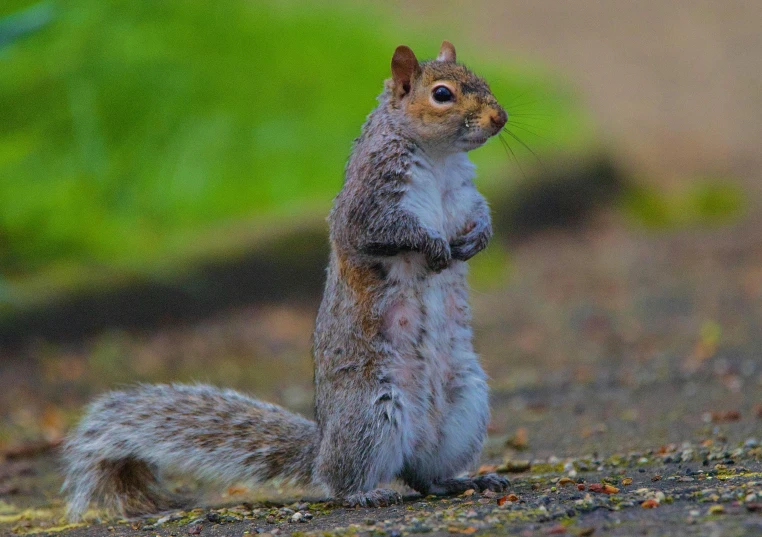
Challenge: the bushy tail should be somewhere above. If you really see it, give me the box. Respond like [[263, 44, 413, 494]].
[[62, 384, 318, 519]]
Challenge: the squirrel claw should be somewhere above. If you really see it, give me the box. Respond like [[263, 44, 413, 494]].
[[425, 236, 452, 273], [450, 222, 491, 262], [428, 473, 510, 496], [473, 473, 510, 492], [343, 488, 402, 508]]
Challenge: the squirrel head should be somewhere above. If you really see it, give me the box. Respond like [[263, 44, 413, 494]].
[[388, 41, 507, 154]]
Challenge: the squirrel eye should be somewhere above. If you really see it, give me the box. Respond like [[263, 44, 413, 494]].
[[432, 85, 454, 103]]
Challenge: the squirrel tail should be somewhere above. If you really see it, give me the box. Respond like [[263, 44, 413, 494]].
[[62, 383, 318, 519]]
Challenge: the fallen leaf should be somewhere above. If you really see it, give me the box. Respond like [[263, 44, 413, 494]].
[[505, 427, 529, 450], [710, 410, 741, 423], [588, 484, 618, 494], [462, 489, 476, 497], [497, 495, 509, 506], [651, 475, 662, 482], [448, 526, 478, 534], [40, 406, 66, 442], [477, 464, 497, 475], [546, 524, 567, 534], [621, 478, 633, 486], [507, 493, 519, 502], [641, 499, 659, 509], [226, 485, 249, 496], [497, 460, 531, 473], [558, 477, 575, 486], [577, 484, 586, 491], [576, 528, 595, 537]]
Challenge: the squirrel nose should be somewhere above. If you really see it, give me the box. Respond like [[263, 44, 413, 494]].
[[490, 109, 507, 132]]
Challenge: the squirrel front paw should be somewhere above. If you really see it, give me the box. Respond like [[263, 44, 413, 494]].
[[425, 236, 452, 273], [343, 488, 402, 508], [450, 219, 492, 262]]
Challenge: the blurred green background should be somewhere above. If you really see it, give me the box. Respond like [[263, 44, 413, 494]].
[[0, 0, 592, 315]]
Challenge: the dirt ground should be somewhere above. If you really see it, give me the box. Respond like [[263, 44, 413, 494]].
[[3, 1, 762, 536], [5, 212, 762, 537]]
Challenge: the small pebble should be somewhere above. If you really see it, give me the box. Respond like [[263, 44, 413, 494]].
[[206, 512, 221, 523]]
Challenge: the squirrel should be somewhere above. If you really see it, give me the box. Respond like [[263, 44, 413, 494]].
[[62, 41, 509, 519]]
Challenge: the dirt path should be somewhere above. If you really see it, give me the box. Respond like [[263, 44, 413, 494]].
[[4, 212, 762, 536], [8, 455, 762, 537]]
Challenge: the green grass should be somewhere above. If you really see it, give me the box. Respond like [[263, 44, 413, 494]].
[[0, 0, 592, 311], [622, 180, 745, 229]]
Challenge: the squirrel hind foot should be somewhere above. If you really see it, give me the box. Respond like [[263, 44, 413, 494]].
[[427, 474, 510, 496], [472, 473, 510, 493], [342, 488, 402, 508]]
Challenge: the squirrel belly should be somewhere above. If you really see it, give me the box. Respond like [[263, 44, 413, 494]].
[[62, 384, 318, 519]]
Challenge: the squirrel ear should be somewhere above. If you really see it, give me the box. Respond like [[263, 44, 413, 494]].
[[391, 45, 420, 98], [437, 41, 456, 63]]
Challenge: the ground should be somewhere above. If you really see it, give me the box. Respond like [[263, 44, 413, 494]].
[[2, 1, 762, 536], [4, 211, 762, 537]]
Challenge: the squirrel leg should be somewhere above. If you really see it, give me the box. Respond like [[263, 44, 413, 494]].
[[400, 353, 493, 497], [314, 376, 408, 507]]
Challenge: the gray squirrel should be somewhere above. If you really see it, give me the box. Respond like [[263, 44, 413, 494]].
[[62, 41, 509, 519]]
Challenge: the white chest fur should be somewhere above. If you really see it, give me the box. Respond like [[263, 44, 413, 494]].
[[380, 150, 479, 355], [402, 151, 478, 241]]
